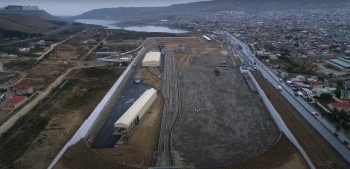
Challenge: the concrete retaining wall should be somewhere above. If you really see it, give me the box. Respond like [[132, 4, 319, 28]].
[[247, 71, 315, 169]]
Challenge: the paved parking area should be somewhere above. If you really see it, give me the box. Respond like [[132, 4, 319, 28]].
[[172, 55, 279, 168]]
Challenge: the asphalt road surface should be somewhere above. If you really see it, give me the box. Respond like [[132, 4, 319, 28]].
[[91, 41, 154, 149], [225, 31, 350, 164]]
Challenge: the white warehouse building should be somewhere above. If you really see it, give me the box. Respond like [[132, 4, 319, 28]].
[[142, 51, 161, 67], [114, 88, 158, 135]]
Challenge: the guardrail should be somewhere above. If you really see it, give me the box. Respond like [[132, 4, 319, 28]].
[[247, 71, 315, 169]]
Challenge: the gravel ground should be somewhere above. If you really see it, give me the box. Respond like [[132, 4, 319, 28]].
[[172, 54, 279, 168]]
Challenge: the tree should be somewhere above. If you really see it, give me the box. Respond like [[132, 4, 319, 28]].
[[320, 93, 332, 101], [339, 110, 349, 122], [334, 89, 341, 98]]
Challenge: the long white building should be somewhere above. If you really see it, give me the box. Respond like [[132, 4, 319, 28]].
[[114, 88, 158, 135]]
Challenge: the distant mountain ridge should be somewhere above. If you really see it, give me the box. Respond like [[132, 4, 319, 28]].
[[75, 0, 350, 19]]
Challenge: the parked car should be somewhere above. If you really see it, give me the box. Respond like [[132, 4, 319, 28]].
[[344, 141, 349, 145], [134, 78, 140, 84], [334, 133, 339, 137]]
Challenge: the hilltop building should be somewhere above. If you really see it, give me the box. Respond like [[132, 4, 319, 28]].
[[4, 5, 38, 11]]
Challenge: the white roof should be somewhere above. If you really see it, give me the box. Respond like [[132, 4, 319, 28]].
[[143, 52, 161, 62], [114, 88, 157, 128]]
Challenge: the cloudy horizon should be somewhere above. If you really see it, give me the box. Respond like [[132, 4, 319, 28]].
[[0, 0, 210, 16]]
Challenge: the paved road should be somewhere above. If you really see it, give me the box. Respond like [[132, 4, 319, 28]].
[[224, 31, 350, 164], [91, 40, 155, 149]]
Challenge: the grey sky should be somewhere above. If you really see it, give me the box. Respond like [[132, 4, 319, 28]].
[[0, 0, 209, 16]]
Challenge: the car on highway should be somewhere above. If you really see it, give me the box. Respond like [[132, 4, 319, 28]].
[[311, 112, 319, 116]]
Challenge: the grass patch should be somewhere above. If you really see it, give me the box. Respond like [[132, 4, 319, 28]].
[[3, 60, 37, 71]]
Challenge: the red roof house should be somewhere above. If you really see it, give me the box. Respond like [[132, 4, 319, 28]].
[[310, 81, 323, 88], [328, 102, 350, 113], [6, 96, 27, 108]]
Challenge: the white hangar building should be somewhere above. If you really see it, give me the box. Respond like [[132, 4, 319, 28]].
[[142, 51, 161, 67], [114, 88, 158, 135]]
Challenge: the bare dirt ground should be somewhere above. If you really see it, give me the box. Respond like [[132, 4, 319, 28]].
[[94, 96, 163, 168], [54, 44, 90, 59], [18, 59, 76, 91], [152, 38, 204, 51], [175, 41, 229, 67], [208, 134, 308, 169], [135, 68, 162, 87], [172, 54, 279, 168], [12, 68, 123, 169], [54, 140, 142, 169]]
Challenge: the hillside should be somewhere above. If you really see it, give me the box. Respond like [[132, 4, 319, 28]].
[[75, 0, 350, 19], [0, 10, 64, 33], [0, 10, 61, 20], [0, 14, 58, 33]]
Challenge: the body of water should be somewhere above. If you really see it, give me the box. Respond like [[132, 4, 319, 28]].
[[75, 19, 189, 33]]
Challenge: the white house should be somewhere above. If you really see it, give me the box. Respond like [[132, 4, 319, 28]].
[[19, 48, 30, 53]]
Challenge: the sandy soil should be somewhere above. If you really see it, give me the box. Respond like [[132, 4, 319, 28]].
[[152, 38, 204, 51], [93, 96, 164, 167], [271, 153, 309, 169], [135, 68, 162, 87]]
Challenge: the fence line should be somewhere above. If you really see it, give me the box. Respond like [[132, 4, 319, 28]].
[[247, 71, 315, 169]]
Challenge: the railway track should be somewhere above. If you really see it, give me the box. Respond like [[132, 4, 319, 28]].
[[156, 50, 179, 166], [252, 71, 349, 169]]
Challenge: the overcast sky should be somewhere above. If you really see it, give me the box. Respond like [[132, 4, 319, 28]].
[[0, 0, 209, 16]]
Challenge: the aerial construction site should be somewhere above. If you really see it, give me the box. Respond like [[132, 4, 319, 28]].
[[3, 31, 348, 169], [44, 36, 314, 169]]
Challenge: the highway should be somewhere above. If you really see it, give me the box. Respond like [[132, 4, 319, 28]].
[[223, 31, 350, 164]]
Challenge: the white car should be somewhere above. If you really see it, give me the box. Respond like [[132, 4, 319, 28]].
[[311, 112, 319, 116]]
